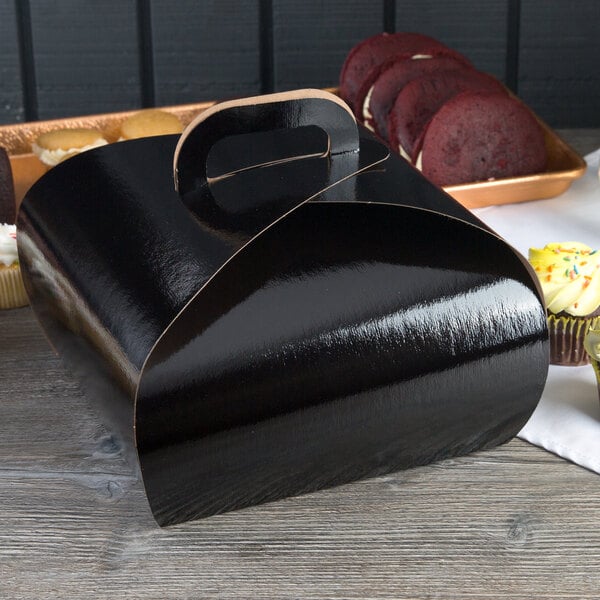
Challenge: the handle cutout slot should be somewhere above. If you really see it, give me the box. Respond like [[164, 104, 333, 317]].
[[206, 125, 330, 181]]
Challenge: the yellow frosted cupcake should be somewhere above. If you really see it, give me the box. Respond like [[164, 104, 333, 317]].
[[529, 242, 600, 365], [119, 109, 183, 140], [0, 223, 28, 309], [32, 128, 108, 168]]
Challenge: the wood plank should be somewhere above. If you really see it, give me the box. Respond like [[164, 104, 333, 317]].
[[29, 0, 142, 120], [0, 0, 24, 124], [2, 130, 600, 598], [395, 0, 509, 80], [3, 434, 600, 598], [150, 0, 261, 106], [0, 308, 136, 476], [519, 0, 600, 127], [272, 0, 384, 90]]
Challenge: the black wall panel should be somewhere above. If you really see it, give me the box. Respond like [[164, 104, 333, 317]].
[[0, 0, 598, 127], [519, 0, 600, 127], [395, 0, 509, 81], [151, 0, 261, 106], [272, 0, 384, 91], [28, 0, 142, 120], [0, 0, 24, 124]]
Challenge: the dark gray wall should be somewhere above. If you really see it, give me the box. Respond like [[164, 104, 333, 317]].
[[1, 0, 598, 127]]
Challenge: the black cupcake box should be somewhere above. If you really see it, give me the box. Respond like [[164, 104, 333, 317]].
[[17, 89, 549, 526]]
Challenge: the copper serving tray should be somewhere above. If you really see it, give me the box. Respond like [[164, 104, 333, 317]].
[[0, 101, 216, 208], [0, 95, 586, 210]]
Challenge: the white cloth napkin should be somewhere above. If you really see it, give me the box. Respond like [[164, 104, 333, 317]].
[[473, 147, 600, 473]]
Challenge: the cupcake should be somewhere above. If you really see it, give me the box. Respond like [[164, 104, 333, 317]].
[[584, 327, 600, 401], [119, 109, 183, 140], [0, 147, 27, 309], [32, 128, 108, 168], [0, 223, 28, 309], [529, 242, 600, 366]]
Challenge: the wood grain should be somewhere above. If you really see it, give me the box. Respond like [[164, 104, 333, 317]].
[[0, 0, 24, 124], [395, 0, 509, 80], [272, 0, 384, 90], [1, 130, 600, 598], [150, 0, 261, 106], [28, 0, 142, 120], [0, 309, 135, 476], [519, 0, 600, 127]]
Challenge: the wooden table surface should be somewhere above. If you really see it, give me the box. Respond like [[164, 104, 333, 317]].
[[2, 130, 600, 600]]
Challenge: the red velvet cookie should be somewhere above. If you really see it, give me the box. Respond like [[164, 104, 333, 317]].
[[417, 91, 548, 186], [339, 32, 463, 116], [366, 54, 470, 139], [388, 70, 507, 162]]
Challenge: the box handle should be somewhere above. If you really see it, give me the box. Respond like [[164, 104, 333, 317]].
[[173, 89, 359, 198]]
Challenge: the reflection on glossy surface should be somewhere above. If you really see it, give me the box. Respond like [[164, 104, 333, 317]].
[[18, 91, 549, 526], [137, 202, 547, 524]]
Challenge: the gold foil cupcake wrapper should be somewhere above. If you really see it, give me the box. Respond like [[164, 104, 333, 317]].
[[0, 265, 28, 309], [547, 313, 600, 366]]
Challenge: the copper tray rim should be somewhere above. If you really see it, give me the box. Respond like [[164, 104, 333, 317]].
[[0, 92, 587, 210], [0, 100, 218, 151]]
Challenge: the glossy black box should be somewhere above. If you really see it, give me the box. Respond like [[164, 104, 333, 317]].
[[17, 90, 548, 525]]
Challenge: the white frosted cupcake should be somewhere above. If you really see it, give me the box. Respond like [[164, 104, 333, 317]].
[[0, 223, 28, 309]]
